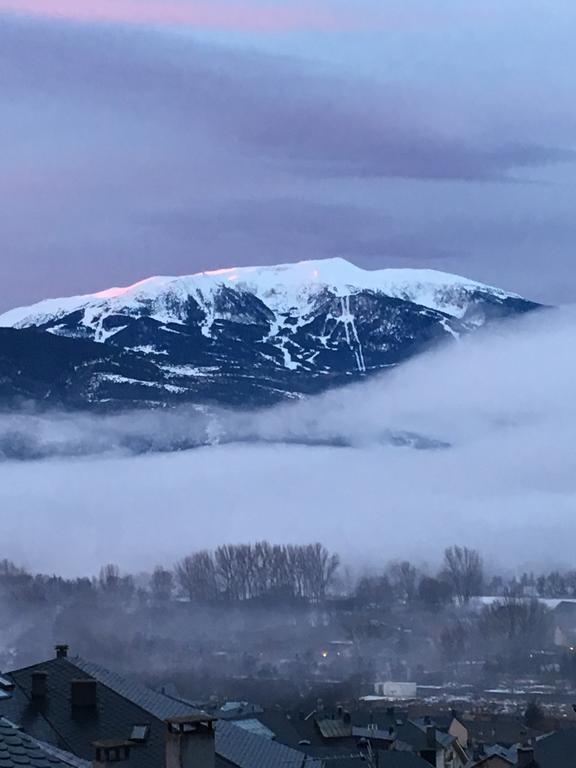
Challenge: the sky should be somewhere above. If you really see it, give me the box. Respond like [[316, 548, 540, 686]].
[[1, 0, 575, 312], [2, 307, 576, 575]]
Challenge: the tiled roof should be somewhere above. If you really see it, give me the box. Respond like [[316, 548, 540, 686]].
[[0, 655, 198, 768], [395, 720, 455, 752], [70, 657, 196, 720], [533, 728, 576, 768], [32, 743, 90, 768], [216, 721, 323, 768], [300, 748, 433, 768], [0, 719, 87, 768], [230, 719, 276, 740], [352, 726, 395, 741], [316, 719, 353, 739]]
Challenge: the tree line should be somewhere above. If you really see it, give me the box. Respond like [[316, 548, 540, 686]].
[[2, 542, 575, 610], [354, 545, 484, 609], [172, 542, 340, 603]]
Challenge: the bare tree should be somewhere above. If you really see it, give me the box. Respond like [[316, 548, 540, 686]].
[[98, 564, 134, 602], [214, 545, 239, 601], [98, 564, 122, 593], [479, 597, 551, 652], [355, 574, 393, 608], [389, 561, 419, 605], [175, 551, 218, 602], [418, 576, 453, 610], [442, 546, 483, 604], [150, 566, 174, 602], [301, 543, 340, 602], [440, 620, 470, 661]]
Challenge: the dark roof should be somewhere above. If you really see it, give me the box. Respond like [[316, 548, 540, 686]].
[[300, 748, 433, 768], [395, 721, 454, 752], [216, 721, 323, 768], [249, 709, 327, 749], [376, 755, 441, 768], [463, 717, 542, 747], [316, 719, 353, 739], [69, 657, 195, 720], [0, 718, 89, 768], [534, 728, 576, 768], [351, 726, 395, 742], [0, 655, 198, 768]]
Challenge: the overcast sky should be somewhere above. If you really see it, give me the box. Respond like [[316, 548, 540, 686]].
[[1, 0, 575, 311]]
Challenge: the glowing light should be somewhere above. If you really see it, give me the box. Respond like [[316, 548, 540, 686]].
[[321, 650, 328, 659]]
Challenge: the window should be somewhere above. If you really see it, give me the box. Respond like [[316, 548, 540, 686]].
[[130, 725, 150, 743]]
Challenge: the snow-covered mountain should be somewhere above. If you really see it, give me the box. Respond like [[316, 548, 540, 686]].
[[0, 258, 540, 409]]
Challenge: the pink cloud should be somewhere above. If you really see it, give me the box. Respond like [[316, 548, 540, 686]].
[[0, 0, 364, 31]]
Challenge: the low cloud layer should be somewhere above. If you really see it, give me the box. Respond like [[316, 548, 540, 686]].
[[1, 309, 575, 576]]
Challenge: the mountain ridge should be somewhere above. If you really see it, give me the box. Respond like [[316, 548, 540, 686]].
[[0, 258, 541, 410]]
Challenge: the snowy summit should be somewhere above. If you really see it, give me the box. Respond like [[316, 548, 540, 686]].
[[0, 258, 538, 409]]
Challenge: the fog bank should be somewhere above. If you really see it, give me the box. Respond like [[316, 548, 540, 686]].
[[2, 308, 575, 575]]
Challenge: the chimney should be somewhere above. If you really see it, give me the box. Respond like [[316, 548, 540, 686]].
[[517, 745, 535, 768], [55, 645, 69, 659], [31, 671, 48, 699], [71, 679, 98, 709], [337, 705, 343, 719], [426, 725, 436, 748], [92, 740, 132, 767], [165, 715, 216, 768]]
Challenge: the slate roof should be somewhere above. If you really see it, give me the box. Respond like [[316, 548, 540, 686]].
[[300, 748, 433, 768], [0, 718, 88, 768], [394, 720, 456, 753], [70, 657, 195, 720], [352, 726, 395, 742], [533, 728, 576, 768], [463, 717, 540, 747], [0, 654, 199, 768], [316, 719, 352, 739], [216, 720, 323, 768], [230, 719, 276, 740]]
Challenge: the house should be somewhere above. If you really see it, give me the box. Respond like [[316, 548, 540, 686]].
[[0, 645, 328, 768], [230, 707, 468, 768], [394, 720, 468, 768], [0, 645, 209, 768], [447, 717, 469, 751], [461, 716, 543, 750], [374, 682, 418, 700]]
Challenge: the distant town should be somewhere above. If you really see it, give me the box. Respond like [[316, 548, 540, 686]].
[[1, 543, 576, 766]]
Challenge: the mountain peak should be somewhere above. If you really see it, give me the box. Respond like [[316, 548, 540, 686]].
[[0, 257, 539, 410], [0, 257, 519, 328]]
